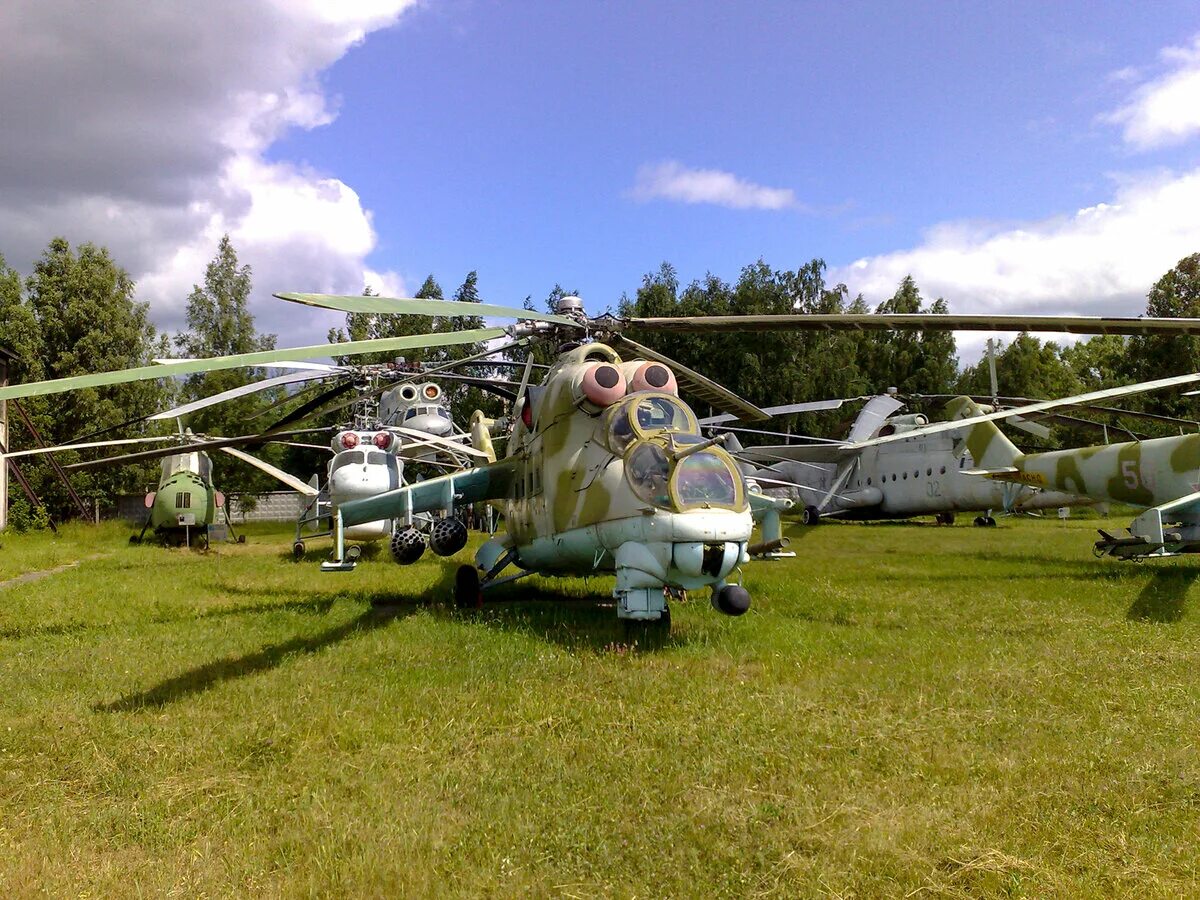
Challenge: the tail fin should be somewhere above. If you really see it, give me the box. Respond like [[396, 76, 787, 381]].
[[944, 397, 1024, 470]]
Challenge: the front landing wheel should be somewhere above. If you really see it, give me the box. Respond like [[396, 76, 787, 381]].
[[802, 505, 821, 526], [455, 564, 482, 610]]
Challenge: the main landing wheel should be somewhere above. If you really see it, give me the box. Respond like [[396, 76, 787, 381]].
[[802, 505, 821, 526], [973, 515, 997, 527], [455, 564, 482, 610], [292, 541, 306, 561], [936, 512, 955, 526]]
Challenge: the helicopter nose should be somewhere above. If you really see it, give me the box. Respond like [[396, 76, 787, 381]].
[[672, 541, 741, 579]]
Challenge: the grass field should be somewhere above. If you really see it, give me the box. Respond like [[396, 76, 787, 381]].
[[1, 514, 1199, 896]]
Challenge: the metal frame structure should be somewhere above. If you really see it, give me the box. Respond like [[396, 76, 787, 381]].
[[0, 346, 17, 531]]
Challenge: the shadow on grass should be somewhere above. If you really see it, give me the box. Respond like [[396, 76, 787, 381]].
[[0, 621, 92, 641], [97, 603, 418, 712], [462, 587, 687, 653], [1126, 568, 1199, 623]]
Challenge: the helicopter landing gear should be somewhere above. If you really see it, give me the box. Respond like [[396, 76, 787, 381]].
[[801, 505, 821, 526], [292, 540, 306, 560], [455, 564, 482, 610], [345, 545, 362, 563], [936, 512, 955, 526], [622, 603, 671, 646], [973, 515, 997, 527]]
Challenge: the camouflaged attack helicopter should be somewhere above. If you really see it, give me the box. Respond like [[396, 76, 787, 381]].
[[8, 293, 1200, 620], [250, 293, 1200, 630]]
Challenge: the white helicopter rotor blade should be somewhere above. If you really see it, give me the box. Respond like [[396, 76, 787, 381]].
[[218, 447, 320, 496], [698, 398, 846, 426], [392, 427, 490, 458], [149, 370, 337, 421], [857, 371, 1200, 451], [1, 435, 182, 461], [154, 358, 343, 374]]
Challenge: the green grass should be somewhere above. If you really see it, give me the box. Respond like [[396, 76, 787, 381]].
[[2, 514, 1200, 896]]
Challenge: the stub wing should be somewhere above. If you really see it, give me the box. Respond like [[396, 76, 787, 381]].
[[338, 460, 518, 529], [1095, 490, 1200, 560]]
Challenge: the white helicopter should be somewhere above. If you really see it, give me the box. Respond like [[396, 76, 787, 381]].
[[727, 393, 1095, 527]]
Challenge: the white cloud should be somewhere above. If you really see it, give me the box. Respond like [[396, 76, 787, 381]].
[[629, 160, 799, 210], [1102, 34, 1200, 150], [0, 0, 418, 345], [833, 168, 1200, 360]]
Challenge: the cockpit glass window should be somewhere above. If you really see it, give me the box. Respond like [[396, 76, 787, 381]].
[[161, 452, 201, 479], [603, 394, 697, 453], [404, 408, 418, 420], [606, 406, 637, 454], [673, 452, 738, 508], [633, 396, 694, 433], [626, 443, 671, 508], [438, 408, 450, 419], [367, 451, 388, 465], [332, 450, 365, 472], [196, 455, 211, 480]]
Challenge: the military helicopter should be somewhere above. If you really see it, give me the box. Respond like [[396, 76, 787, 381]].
[[142, 354, 494, 559], [717, 394, 1091, 527], [7, 292, 1200, 623], [2, 424, 318, 546]]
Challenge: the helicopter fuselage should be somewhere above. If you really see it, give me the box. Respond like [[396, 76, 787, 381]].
[[476, 344, 754, 619]]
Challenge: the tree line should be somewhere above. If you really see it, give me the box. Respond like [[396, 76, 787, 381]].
[[2, 233, 1198, 526]]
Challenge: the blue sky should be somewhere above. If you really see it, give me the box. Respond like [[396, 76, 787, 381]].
[[265, 0, 1200, 314], [3, 0, 1200, 361]]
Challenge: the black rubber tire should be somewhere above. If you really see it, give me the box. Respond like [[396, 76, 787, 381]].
[[455, 564, 482, 610], [973, 516, 987, 527], [802, 505, 821, 526], [985, 516, 997, 527], [292, 541, 305, 560]]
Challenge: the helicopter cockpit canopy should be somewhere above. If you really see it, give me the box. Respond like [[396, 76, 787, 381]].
[[601, 393, 699, 455], [603, 394, 742, 512], [161, 451, 208, 481]]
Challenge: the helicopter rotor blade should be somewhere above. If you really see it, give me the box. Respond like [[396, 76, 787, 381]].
[[0, 327, 506, 402], [275, 292, 579, 327], [1, 435, 184, 461], [697, 398, 847, 426], [218, 447, 320, 496], [621, 313, 1200, 337], [391, 427, 490, 458], [61, 428, 331, 471], [148, 370, 338, 421], [606, 334, 768, 422]]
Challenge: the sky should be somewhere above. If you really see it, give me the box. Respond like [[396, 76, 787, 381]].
[[2, 0, 1199, 365]]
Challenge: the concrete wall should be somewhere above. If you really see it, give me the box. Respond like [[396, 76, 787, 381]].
[[115, 491, 305, 523]]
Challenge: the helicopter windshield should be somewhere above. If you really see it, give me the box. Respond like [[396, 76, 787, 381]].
[[672, 451, 739, 509], [626, 443, 672, 508], [161, 452, 202, 479], [603, 394, 698, 454]]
